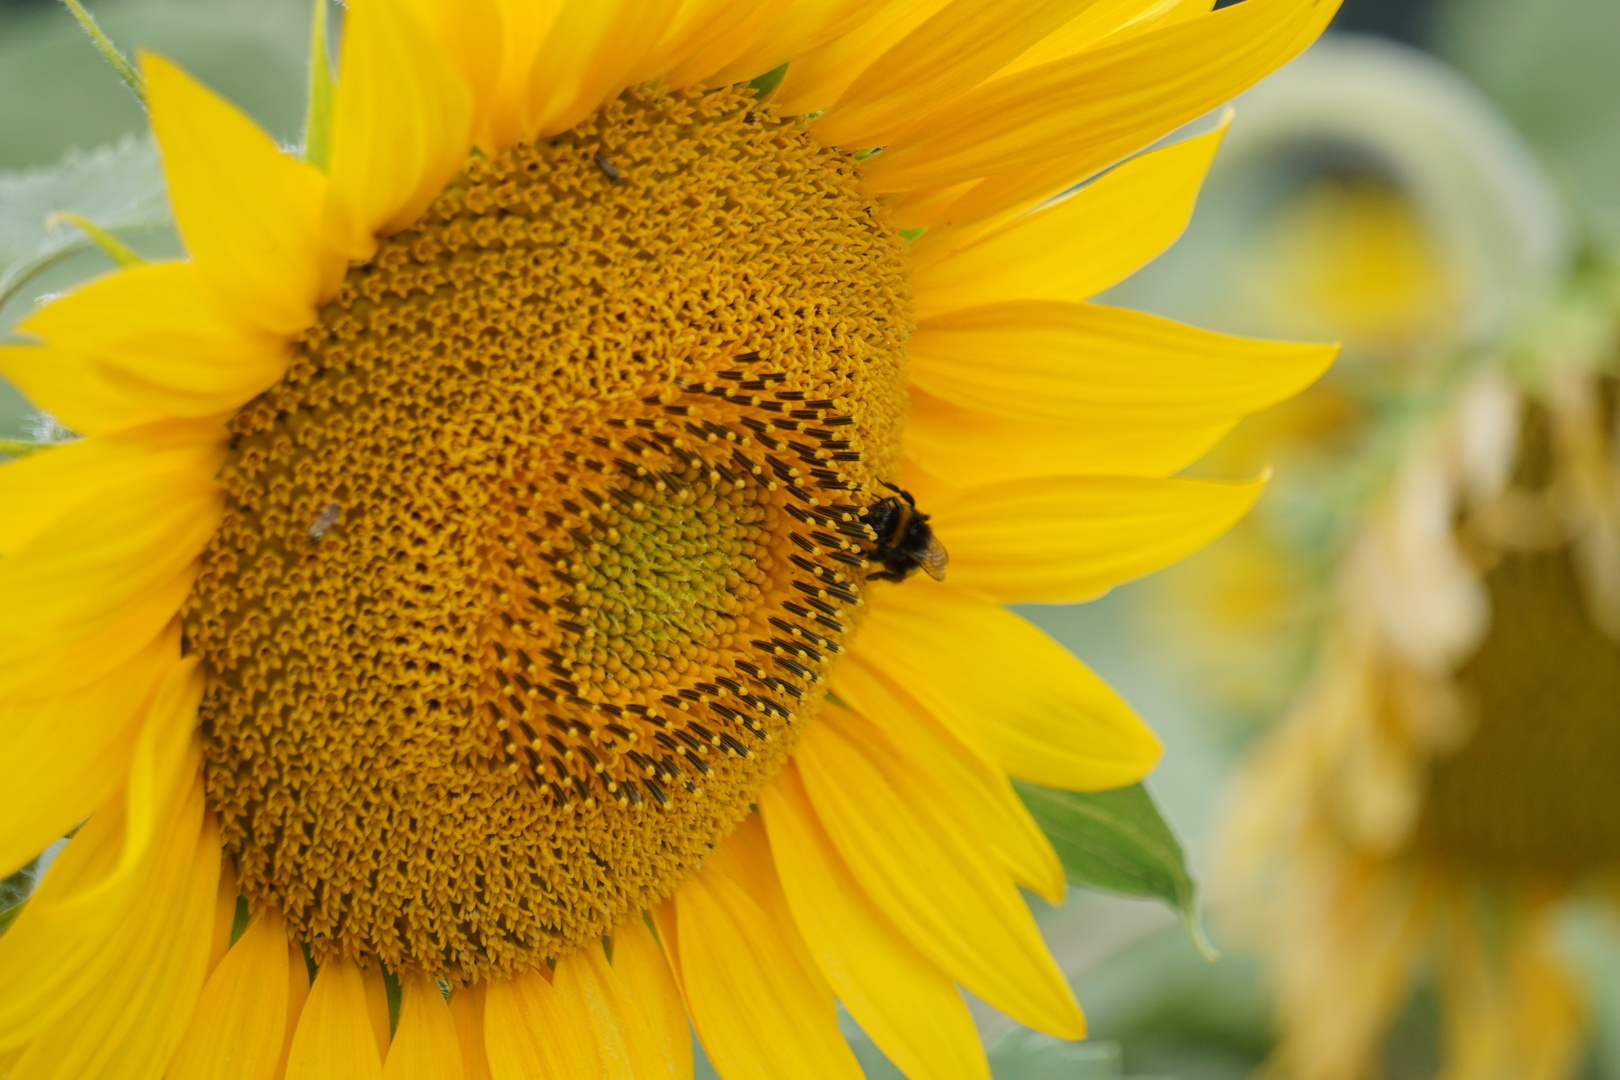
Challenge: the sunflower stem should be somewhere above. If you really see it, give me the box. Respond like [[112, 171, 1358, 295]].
[[45, 212, 144, 267], [57, 0, 145, 107], [303, 0, 335, 170]]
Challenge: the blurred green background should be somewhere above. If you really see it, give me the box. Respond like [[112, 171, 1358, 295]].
[[4, 0, 1619, 1077]]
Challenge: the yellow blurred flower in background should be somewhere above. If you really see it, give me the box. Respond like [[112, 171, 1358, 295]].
[[1101, 29, 1620, 1080], [1102, 29, 1620, 1080], [1221, 341, 1620, 1080]]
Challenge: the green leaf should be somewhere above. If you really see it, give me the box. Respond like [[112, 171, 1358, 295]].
[[1017, 780, 1215, 959], [0, 133, 171, 319]]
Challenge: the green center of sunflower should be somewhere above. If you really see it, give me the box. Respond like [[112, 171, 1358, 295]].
[[182, 82, 912, 981], [1413, 401, 1620, 881]]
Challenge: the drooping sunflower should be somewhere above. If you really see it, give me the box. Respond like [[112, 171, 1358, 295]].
[[0, 0, 1337, 1076], [1122, 33, 1572, 727], [1219, 349, 1620, 1080]]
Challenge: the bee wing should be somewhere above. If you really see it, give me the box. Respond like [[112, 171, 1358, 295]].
[[919, 535, 948, 581]]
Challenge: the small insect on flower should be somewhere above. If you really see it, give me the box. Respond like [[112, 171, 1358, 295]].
[[864, 483, 948, 583], [307, 502, 342, 543], [593, 152, 621, 183]]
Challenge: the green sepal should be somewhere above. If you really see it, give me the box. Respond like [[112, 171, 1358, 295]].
[[302, 0, 336, 171], [228, 894, 250, 946], [381, 961, 402, 1035], [0, 856, 46, 938], [1017, 780, 1216, 960], [746, 63, 789, 102]]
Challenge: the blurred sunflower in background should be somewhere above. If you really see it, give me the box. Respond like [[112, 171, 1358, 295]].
[[1122, 34, 1570, 728], [0, 0, 1341, 1077], [1088, 23, 1620, 1080], [1221, 322, 1620, 1080]]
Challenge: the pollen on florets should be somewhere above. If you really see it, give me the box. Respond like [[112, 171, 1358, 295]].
[[181, 80, 912, 981]]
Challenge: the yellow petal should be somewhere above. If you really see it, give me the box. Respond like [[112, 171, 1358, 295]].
[[706, 0, 883, 87], [0, 344, 172, 438], [383, 973, 463, 1080], [525, 0, 678, 137], [0, 567, 194, 703], [0, 805, 219, 1080], [774, 0, 953, 116], [997, 0, 1208, 79], [794, 708, 1086, 1038], [910, 124, 1226, 318], [609, 920, 693, 1080], [655, 0, 793, 90], [0, 663, 203, 1050], [553, 940, 688, 1080], [20, 261, 285, 396], [904, 387, 1235, 485], [849, 585, 1161, 789], [0, 420, 225, 558], [814, 0, 1099, 149], [484, 0, 562, 152], [897, 141, 1111, 250], [483, 967, 599, 1080], [272, 945, 313, 1080], [362, 966, 393, 1061], [911, 301, 1336, 428], [761, 765, 992, 1080], [861, 0, 1337, 193], [826, 659, 1064, 902], [0, 463, 220, 646], [19, 262, 289, 417], [445, 986, 493, 1080], [0, 624, 177, 881], [326, 0, 474, 259], [932, 473, 1264, 604], [285, 961, 384, 1080], [649, 902, 683, 998], [671, 822, 863, 1080], [394, 0, 502, 153], [0, 738, 205, 1046], [637, 0, 742, 82], [142, 53, 335, 334], [206, 859, 241, 979], [168, 909, 292, 1080]]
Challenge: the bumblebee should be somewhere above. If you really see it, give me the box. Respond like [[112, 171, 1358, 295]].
[[864, 484, 948, 583]]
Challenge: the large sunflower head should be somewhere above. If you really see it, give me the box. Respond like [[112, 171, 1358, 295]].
[[0, 0, 1337, 1076]]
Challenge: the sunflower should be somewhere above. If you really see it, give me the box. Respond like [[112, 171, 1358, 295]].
[[0, 0, 1337, 1076], [1218, 348, 1620, 1080]]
